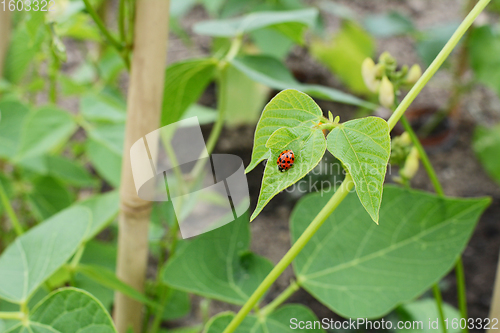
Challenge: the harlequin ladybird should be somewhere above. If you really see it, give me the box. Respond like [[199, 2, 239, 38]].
[[277, 150, 294, 172]]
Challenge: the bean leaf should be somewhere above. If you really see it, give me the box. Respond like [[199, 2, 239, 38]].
[[291, 186, 490, 318], [246, 89, 323, 173], [204, 305, 325, 333], [0, 207, 90, 303], [5, 288, 116, 333], [327, 116, 390, 223], [251, 127, 326, 221], [161, 58, 217, 126], [162, 214, 273, 305], [193, 9, 318, 38], [473, 124, 500, 185]]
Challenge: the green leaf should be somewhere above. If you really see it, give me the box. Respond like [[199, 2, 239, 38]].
[[0, 207, 90, 303], [363, 12, 415, 37], [161, 58, 217, 126], [76, 191, 120, 241], [0, 98, 30, 160], [46, 155, 95, 187], [76, 264, 158, 309], [193, 8, 318, 37], [75, 241, 117, 309], [231, 55, 374, 108], [162, 288, 191, 321], [417, 22, 459, 66], [162, 214, 273, 305], [326, 117, 390, 223], [245, 89, 323, 173], [205, 305, 325, 333], [5, 288, 116, 333], [80, 93, 126, 123], [17, 106, 77, 161], [291, 186, 490, 318], [251, 127, 326, 221], [182, 104, 217, 125], [398, 299, 461, 333], [223, 65, 269, 126], [473, 124, 500, 185], [27, 176, 74, 220], [4, 12, 45, 84], [469, 25, 500, 96], [86, 123, 124, 187], [311, 21, 374, 94], [250, 28, 294, 60]]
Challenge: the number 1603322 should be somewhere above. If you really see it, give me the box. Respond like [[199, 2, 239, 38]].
[[1, 0, 55, 12]]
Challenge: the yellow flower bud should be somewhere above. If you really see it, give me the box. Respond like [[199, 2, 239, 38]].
[[361, 58, 380, 93], [378, 76, 394, 109], [406, 64, 422, 84], [400, 132, 411, 145], [400, 147, 420, 180]]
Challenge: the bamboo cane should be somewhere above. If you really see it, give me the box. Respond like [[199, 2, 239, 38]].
[[0, 9, 11, 79], [113, 1, 170, 332], [489, 251, 500, 331]]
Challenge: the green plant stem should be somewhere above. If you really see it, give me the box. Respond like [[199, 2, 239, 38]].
[[456, 258, 469, 333], [433, 284, 448, 333], [399, 116, 444, 196], [83, 0, 122, 51], [223, 1, 491, 331], [0, 180, 23, 236], [387, 0, 491, 130], [260, 280, 300, 316], [82, 0, 130, 70], [118, 0, 126, 43], [222, 174, 354, 333], [0, 311, 24, 320], [189, 64, 229, 178]]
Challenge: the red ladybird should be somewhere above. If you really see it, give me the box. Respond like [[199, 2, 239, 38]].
[[277, 150, 294, 172]]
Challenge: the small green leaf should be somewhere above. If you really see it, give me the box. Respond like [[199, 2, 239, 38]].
[[469, 25, 500, 96], [27, 176, 74, 220], [17, 106, 77, 160], [327, 116, 390, 223], [76, 264, 158, 309], [46, 155, 96, 187], [76, 191, 119, 241], [231, 55, 374, 108], [5, 288, 116, 333], [291, 186, 490, 318], [251, 127, 326, 221], [204, 305, 325, 333], [162, 214, 273, 305], [162, 288, 191, 321], [399, 299, 461, 333], [4, 12, 45, 84], [86, 123, 124, 187], [473, 124, 500, 185], [311, 21, 374, 94], [162, 58, 217, 126], [0, 207, 90, 303], [363, 12, 415, 37], [193, 8, 318, 37], [0, 98, 30, 160], [80, 93, 126, 123], [246, 89, 323, 173]]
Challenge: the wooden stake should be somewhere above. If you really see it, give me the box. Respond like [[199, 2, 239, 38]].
[[489, 251, 500, 331], [0, 10, 11, 79], [114, 1, 170, 332]]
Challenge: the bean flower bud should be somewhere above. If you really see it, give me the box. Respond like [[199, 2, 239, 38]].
[[406, 64, 422, 84], [378, 76, 395, 109], [400, 147, 420, 180], [361, 58, 380, 93]]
